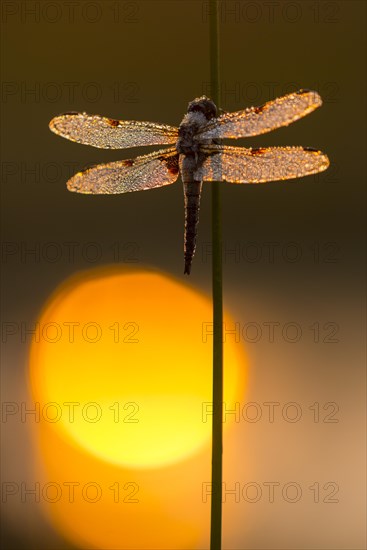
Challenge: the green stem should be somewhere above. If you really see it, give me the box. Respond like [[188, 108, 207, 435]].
[[209, 2, 222, 550]]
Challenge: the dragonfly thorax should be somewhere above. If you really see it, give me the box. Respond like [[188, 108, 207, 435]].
[[177, 97, 217, 156]]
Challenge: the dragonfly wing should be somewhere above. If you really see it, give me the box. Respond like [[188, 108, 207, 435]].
[[198, 145, 329, 183], [198, 90, 322, 140], [49, 113, 179, 149], [67, 147, 179, 194]]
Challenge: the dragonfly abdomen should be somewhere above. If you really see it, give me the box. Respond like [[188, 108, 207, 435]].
[[183, 178, 203, 275]]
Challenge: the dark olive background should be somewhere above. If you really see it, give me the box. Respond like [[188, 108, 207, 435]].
[[1, 1, 366, 548]]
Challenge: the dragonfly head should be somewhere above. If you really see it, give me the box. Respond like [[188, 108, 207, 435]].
[[187, 96, 217, 120]]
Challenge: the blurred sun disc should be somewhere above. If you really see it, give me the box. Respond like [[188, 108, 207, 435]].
[[29, 267, 246, 468]]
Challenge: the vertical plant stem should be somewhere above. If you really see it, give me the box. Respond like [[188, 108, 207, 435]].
[[209, 1, 222, 550]]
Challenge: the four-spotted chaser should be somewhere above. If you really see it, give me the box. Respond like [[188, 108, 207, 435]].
[[49, 89, 329, 274]]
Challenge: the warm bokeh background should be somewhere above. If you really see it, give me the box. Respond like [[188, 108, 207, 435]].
[[1, 0, 366, 548]]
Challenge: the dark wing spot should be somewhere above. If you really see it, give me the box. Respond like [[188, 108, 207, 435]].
[[250, 148, 267, 156], [122, 159, 135, 166], [303, 147, 319, 152], [253, 104, 266, 114], [158, 154, 179, 175], [107, 118, 120, 127], [296, 89, 311, 95]]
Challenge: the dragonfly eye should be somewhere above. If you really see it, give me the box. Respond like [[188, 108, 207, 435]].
[[188, 97, 217, 120]]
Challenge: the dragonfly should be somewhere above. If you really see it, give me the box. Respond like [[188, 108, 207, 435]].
[[49, 89, 329, 274]]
